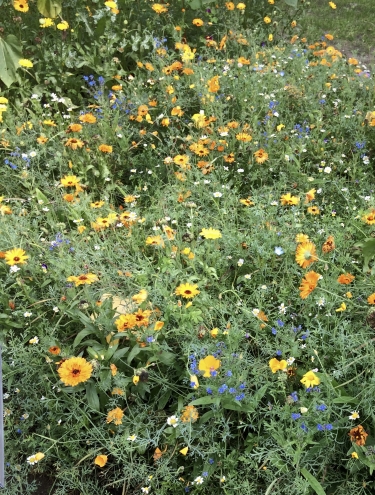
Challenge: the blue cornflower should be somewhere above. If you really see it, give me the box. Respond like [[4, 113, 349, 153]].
[[276, 319, 284, 327], [301, 423, 308, 432], [271, 328, 277, 336], [239, 383, 246, 390], [290, 392, 298, 402], [355, 141, 366, 150], [229, 387, 236, 394], [146, 336, 154, 343], [316, 404, 327, 412], [276, 350, 282, 356], [291, 413, 301, 420], [317, 424, 325, 431], [235, 393, 245, 401], [325, 424, 333, 431], [226, 370, 232, 377], [202, 472, 208, 477], [210, 370, 218, 377], [206, 387, 213, 395]]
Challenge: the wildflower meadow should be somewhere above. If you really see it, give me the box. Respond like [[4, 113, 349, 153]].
[[1, 0, 375, 493]]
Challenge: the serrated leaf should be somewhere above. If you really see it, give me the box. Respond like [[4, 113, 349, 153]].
[[86, 382, 100, 411], [284, 0, 298, 6], [301, 468, 326, 495], [37, 0, 62, 18], [0, 35, 22, 87]]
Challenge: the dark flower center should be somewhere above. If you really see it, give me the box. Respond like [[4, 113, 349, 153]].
[[72, 369, 80, 375], [14, 257, 20, 262]]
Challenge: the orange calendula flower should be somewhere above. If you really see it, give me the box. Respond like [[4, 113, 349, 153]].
[[280, 193, 299, 206], [300, 370, 320, 388], [235, 132, 252, 142], [106, 407, 124, 425], [226, 1, 235, 9], [4, 248, 28, 265], [48, 346, 61, 355], [67, 273, 99, 286], [198, 355, 221, 377], [132, 289, 148, 305], [67, 123, 83, 133], [307, 205, 320, 215], [65, 138, 85, 150], [133, 308, 152, 327], [362, 209, 375, 225], [305, 188, 316, 203], [367, 293, 375, 305], [180, 405, 199, 423], [192, 18, 204, 26], [254, 149, 268, 163], [13, 0, 29, 12], [94, 454, 108, 467], [115, 313, 137, 331], [295, 233, 309, 243], [58, 357, 93, 386], [295, 242, 318, 268], [299, 271, 321, 299], [110, 363, 117, 376], [269, 358, 287, 373], [337, 273, 355, 285], [152, 3, 168, 13], [90, 200, 105, 208], [175, 283, 200, 299], [240, 197, 254, 206], [146, 236, 165, 247], [79, 113, 97, 124], [207, 75, 220, 92], [173, 155, 190, 169], [349, 425, 368, 446], [322, 235, 335, 253], [98, 144, 113, 153]]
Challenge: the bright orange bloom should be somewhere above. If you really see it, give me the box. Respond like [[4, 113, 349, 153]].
[[299, 271, 321, 299], [349, 425, 368, 446], [337, 273, 355, 285], [295, 242, 318, 268]]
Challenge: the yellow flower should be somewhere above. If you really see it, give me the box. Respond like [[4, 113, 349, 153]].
[[335, 302, 346, 312], [264, 16, 271, 23], [19, 59, 33, 68], [192, 18, 204, 26], [181, 405, 199, 423], [152, 3, 168, 13], [66, 273, 99, 286], [106, 407, 124, 425], [154, 321, 164, 331], [132, 289, 148, 305], [351, 452, 359, 459], [94, 454, 108, 467], [5, 248, 28, 265], [13, 0, 29, 12], [199, 228, 222, 240], [27, 452, 45, 465], [300, 370, 320, 388], [146, 235, 165, 247], [295, 233, 309, 243], [198, 355, 221, 377], [133, 375, 140, 385], [269, 358, 287, 373], [98, 144, 113, 153], [280, 193, 299, 206], [236, 2, 246, 9], [57, 20, 69, 30], [328, 1, 336, 9], [40, 18, 54, 27], [179, 447, 189, 455], [295, 242, 318, 269], [58, 357, 93, 386], [175, 283, 200, 299]]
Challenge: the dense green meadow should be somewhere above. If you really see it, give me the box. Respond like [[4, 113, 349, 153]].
[[2, 0, 375, 493]]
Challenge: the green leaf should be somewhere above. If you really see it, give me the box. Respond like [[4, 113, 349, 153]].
[[332, 396, 356, 404], [361, 238, 375, 272], [188, 0, 202, 8], [35, 188, 49, 204], [85, 382, 100, 411], [158, 390, 171, 410], [73, 328, 96, 349], [127, 345, 142, 364], [37, 0, 62, 17], [189, 396, 220, 406], [301, 468, 326, 495], [112, 347, 130, 361], [283, 0, 298, 6], [0, 35, 22, 87]]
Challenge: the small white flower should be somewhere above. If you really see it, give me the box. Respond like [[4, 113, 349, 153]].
[[141, 487, 151, 494], [316, 297, 325, 307], [237, 258, 244, 266], [244, 274, 251, 279], [127, 434, 137, 441], [94, 245, 101, 250], [274, 246, 284, 255], [53, 307, 59, 313], [29, 151, 37, 158], [167, 415, 179, 428], [278, 303, 287, 314], [252, 308, 260, 317], [213, 192, 222, 198], [29, 336, 39, 345], [24, 312, 32, 317], [220, 476, 226, 483], [324, 166, 331, 174], [270, 200, 278, 206], [10, 266, 20, 273], [194, 476, 204, 485], [73, 219, 84, 223], [349, 411, 360, 420], [287, 357, 295, 366], [300, 407, 308, 414]]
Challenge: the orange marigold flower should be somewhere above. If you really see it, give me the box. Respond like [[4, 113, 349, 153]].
[[322, 235, 335, 253], [295, 242, 318, 268], [98, 144, 113, 153], [280, 193, 299, 206], [349, 425, 368, 446], [106, 407, 124, 425], [57, 356, 93, 386], [362, 209, 375, 225], [235, 132, 252, 142], [115, 313, 137, 331], [207, 75, 220, 92], [79, 113, 97, 124], [192, 18, 204, 26], [180, 405, 199, 423], [307, 205, 320, 215], [367, 293, 375, 305], [65, 138, 84, 150], [299, 271, 321, 299], [254, 148, 268, 164], [66, 123, 83, 133], [337, 273, 355, 285], [48, 346, 61, 355]]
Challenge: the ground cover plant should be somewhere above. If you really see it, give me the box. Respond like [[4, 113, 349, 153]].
[[1, 0, 375, 494]]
